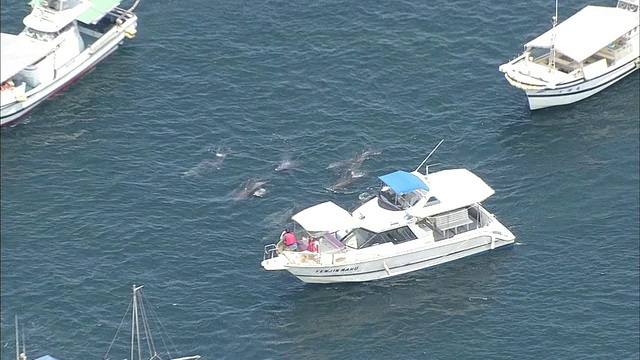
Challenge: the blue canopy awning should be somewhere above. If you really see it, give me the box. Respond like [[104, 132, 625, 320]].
[[378, 171, 429, 195]]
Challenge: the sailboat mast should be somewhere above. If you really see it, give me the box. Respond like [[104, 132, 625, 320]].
[[22, 326, 26, 360], [131, 285, 136, 360], [549, 0, 559, 69], [15, 316, 20, 360], [134, 286, 143, 360]]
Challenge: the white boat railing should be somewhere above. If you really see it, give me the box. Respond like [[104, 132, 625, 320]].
[[263, 244, 278, 261]]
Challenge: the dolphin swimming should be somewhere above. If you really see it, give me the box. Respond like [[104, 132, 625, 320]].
[[275, 158, 300, 172], [328, 171, 356, 193], [235, 179, 269, 199], [326, 149, 381, 171], [182, 147, 228, 178]]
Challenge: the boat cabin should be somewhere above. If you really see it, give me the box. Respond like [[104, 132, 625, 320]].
[[508, 3, 639, 82], [376, 170, 437, 210]]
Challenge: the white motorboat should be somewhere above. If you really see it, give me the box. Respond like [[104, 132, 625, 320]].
[[262, 151, 515, 284], [0, 0, 140, 126], [104, 285, 201, 360], [499, 0, 639, 110]]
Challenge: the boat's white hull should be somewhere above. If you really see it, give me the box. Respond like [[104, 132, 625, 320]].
[[285, 230, 514, 284], [1, 20, 135, 127], [520, 59, 640, 110]]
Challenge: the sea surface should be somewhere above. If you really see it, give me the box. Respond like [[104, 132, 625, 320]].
[[1, 0, 638, 359]]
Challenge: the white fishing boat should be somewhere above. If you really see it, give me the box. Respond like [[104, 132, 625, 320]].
[[12, 315, 60, 360], [0, 0, 140, 126], [262, 143, 516, 284], [499, 0, 639, 110], [104, 285, 201, 360]]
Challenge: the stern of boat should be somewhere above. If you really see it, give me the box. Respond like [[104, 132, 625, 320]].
[[261, 244, 288, 270]]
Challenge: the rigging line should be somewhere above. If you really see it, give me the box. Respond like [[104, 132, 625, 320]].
[[137, 290, 157, 356], [104, 298, 133, 359], [145, 295, 180, 357]]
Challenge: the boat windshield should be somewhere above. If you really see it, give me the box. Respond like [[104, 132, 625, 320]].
[[24, 27, 56, 41], [342, 226, 417, 249], [618, 0, 639, 12], [378, 186, 423, 211], [341, 228, 376, 248]]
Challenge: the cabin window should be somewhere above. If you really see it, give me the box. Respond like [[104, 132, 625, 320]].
[[384, 226, 417, 244], [56, 23, 73, 36], [24, 28, 55, 41], [401, 192, 421, 207], [343, 226, 418, 249], [424, 196, 440, 206], [360, 226, 417, 248], [359, 233, 392, 249], [341, 228, 376, 249], [528, 48, 548, 62], [618, 1, 639, 12]]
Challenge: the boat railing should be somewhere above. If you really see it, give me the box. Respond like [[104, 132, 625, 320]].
[[110, 5, 138, 24], [264, 244, 278, 261]]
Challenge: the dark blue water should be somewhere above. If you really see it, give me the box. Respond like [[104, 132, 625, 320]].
[[2, 0, 638, 359]]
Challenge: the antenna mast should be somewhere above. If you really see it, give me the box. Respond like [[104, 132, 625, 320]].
[[415, 139, 444, 173]]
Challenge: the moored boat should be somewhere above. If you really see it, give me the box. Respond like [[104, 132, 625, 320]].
[[0, 0, 140, 126], [261, 148, 515, 284], [499, 0, 639, 110]]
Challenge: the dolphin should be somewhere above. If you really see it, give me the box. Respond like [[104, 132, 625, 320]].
[[235, 179, 269, 199], [328, 171, 356, 193], [275, 159, 300, 172], [182, 147, 228, 178], [326, 149, 381, 171], [351, 149, 381, 169], [182, 159, 221, 178]]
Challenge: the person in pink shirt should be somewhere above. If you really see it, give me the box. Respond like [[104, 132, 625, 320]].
[[281, 229, 298, 251]]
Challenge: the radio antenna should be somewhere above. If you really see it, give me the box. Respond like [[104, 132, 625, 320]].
[[415, 139, 444, 172]]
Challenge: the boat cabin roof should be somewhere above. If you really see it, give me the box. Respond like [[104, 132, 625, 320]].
[[24, 0, 92, 33], [291, 168, 495, 235], [34, 356, 60, 360], [292, 201, 356, 233], [0, 33, 58, 83], [355, 169, 494, 232], [378, 170, 429, 195], [30, 0, 122, 25], [525, 5, 639, 62], [405, 169, 494, 218]]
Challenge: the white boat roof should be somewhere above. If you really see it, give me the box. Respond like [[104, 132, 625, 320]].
[[353, 168, 495, 232], [24, 0, 92, 33], [292, 201, 356, 232], [525, 5, 639, 62], [1, 33, 57, 83], [291, 169, 495, 234], [406, 169, 494, 218]]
